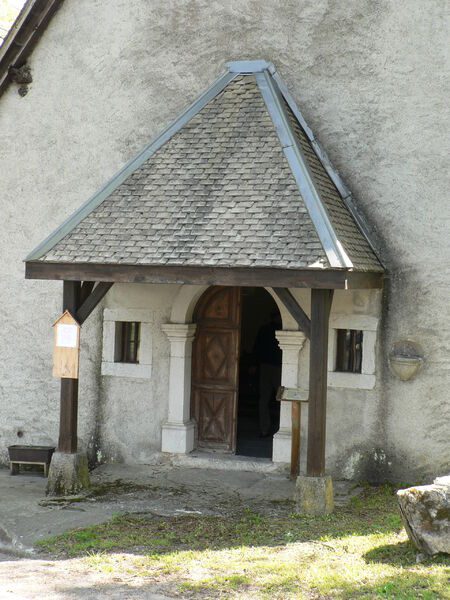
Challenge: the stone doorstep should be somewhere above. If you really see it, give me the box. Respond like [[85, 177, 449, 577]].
[[171, 451, 287, 474]]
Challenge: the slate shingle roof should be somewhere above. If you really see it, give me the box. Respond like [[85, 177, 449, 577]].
[[283, 101, 380, 271], [29, 61, 383, 273]]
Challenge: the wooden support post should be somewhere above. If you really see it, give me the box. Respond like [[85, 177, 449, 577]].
[[306, 289, 333, 477], [290, 401, 301, 479], [58, 280, 81, 454], [58, 378, 79, 453]]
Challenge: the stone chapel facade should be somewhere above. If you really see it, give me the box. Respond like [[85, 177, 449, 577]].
[[0, 0, 448, 483]]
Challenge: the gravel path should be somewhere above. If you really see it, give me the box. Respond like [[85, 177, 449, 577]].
[[0, 553, 172, 599]]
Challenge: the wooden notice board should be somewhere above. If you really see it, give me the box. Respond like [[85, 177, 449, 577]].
[[52, 310, 80, 379]]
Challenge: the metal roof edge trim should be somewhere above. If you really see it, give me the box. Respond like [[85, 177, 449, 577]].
[[226, 60, 274, 73], [271, 69, 384, 266], [0, 0, 64, 97], [25, 69, 238, 262], [256, 70, 353, 269], [0, 0, 35, 63]]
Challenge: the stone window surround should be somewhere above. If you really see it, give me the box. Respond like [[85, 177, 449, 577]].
[[101, 308, 153, 379], [328, 314, 378, 390]]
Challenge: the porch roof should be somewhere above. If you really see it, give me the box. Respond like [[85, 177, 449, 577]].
[[25, 60, 384, 289]]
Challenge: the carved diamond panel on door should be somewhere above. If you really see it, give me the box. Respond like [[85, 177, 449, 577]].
[[192, 287, 241, 451], [199, 331, 235, 383], [194, 389, 233, 447]]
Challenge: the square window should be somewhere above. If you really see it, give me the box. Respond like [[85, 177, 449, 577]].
[[335, 329, 363, 373], [114, 322, 140, 364]]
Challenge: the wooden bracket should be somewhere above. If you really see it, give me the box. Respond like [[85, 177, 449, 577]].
[[272, 288, 311, 338], [76, 282, 113, 324]]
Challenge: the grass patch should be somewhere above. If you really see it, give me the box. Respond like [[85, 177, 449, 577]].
[[37, 485, 450, 599]]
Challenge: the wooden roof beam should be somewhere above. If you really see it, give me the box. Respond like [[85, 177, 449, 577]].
[[25, 262, 384, 290]]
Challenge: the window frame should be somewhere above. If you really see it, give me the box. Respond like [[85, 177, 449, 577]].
[[327, 315, 378, 390], [101, 309, 153, 379]]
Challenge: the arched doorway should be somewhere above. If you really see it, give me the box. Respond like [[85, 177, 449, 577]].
[[191, 286, 282, 457]]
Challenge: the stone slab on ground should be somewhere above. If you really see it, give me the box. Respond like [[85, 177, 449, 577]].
[[397, 476, 450, 556], [0, 463, 295, 551], [0, 461, 363, 555]]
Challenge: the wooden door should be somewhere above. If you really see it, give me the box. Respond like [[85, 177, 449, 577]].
[[192, 287, 241, 451]]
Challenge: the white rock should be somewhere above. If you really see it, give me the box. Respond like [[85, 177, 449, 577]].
[[397, 478, 450, 556]]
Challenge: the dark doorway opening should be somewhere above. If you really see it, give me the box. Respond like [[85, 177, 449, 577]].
[[236, 288, 282, 458]]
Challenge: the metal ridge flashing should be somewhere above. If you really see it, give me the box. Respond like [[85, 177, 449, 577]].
[[271, 69, 383, 264], [25, 69, 238, 262], [256, 70, 353, 269]]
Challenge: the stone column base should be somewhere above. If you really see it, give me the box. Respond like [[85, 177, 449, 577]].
[[161, 420, 196, 454], [46, 452, 90, 497], [272, 429, 291, 463], [295, 475, 334, 515]]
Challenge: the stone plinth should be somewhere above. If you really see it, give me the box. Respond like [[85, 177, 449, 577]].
[[295, 475, 334, 515], [46, 452, 90, 496]]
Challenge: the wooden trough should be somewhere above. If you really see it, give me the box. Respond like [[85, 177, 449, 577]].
[[8, 445, 55, 477]]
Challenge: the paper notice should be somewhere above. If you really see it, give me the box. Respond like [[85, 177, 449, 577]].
[[56, 323, 78, 348]]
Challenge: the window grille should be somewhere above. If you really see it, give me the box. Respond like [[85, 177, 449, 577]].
[[114, 321, 140, 364], [335, 329, 363, 373]]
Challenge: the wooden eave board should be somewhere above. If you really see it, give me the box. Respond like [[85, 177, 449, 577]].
[[25, 260, 384, 289]]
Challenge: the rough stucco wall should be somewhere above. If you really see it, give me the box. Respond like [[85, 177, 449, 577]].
[[0, 0, 448, 479], [291, 289, 384, 480], [98, 284, 178, 464]]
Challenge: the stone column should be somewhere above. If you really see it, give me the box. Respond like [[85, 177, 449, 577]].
[[272, 330, 307, 463], [161, 323, 197, 454]]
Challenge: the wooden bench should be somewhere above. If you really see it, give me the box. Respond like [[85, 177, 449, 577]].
[[8, 445, 55, 477]]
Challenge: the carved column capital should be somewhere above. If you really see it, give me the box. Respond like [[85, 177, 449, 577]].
[[161, 323, 197, 342], [275, 330, 307, 352]]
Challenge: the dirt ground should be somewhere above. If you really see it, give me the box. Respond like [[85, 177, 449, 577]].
[[0, 553, 173, 599]]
